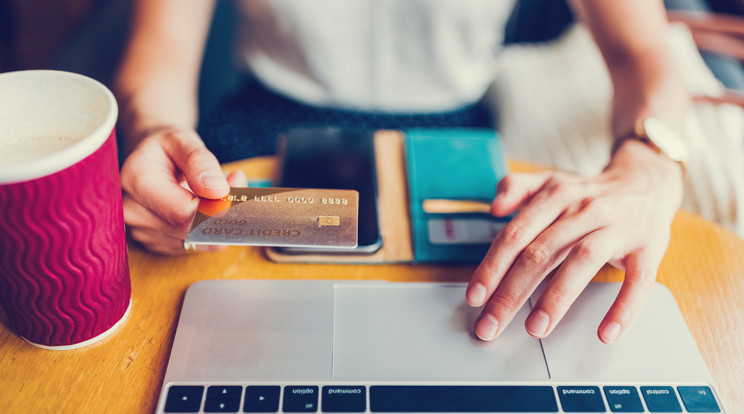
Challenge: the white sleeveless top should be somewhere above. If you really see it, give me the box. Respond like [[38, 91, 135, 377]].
[[234, 0, 516, 112]]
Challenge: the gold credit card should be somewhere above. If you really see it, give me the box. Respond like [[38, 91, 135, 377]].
[[185, 187, 359, 248]]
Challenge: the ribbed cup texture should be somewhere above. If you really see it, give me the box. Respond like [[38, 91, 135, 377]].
[[0, 131, 130, 347]]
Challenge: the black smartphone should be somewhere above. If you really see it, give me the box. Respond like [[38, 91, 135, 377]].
[[275, 127, 382, 253]]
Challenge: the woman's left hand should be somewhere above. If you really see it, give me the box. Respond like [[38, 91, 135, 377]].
[[466, 139, 684, 343]]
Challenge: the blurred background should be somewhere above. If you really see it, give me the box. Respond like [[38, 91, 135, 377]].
[[1, 0, 742, 113]]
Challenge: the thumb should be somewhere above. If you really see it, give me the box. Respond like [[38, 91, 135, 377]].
[[162, 129, 229, 199], [491, 172, 552, 217]]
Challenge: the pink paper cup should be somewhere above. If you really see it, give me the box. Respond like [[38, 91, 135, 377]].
[[0, 70, 131, 350]]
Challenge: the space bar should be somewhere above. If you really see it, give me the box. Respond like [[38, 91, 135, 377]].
[[369, 385, 558, 413]]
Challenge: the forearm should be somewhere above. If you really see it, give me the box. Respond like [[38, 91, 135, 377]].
[[470, 0, 691, 344], [114, 0, 215, 154], [606, 45, 690, 141], [571, 0, 691, 137]]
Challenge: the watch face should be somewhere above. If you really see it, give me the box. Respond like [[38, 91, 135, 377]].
[[643, 118, 689, 164]]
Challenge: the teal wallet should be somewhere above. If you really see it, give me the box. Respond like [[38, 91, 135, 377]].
[[405, 129, 510, 263]]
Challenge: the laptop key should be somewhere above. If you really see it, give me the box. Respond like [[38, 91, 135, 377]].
[[603, 386, 643, 413], [677, 386, 721, 413], [557, 386, 605, 412], [641, 387, 682, 412], [283, 386, 319, 412], [204, 398, 240, 413], [164, 385, 204, 413], [369, 385, 558, 412], [321, 386, 366, 413], [244, 386, 280, 413], [207, 386, 242, 401]]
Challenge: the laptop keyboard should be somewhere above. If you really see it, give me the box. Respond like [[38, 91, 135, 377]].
[[161, 383, 722, 413]]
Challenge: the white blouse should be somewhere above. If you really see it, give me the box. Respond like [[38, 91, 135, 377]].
[[234, 0, 516, 112]]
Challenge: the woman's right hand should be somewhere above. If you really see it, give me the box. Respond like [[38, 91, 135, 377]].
[[120, 126, 247, 255]]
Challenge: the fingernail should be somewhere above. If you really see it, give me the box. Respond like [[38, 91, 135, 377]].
[[201, 172, 227, 189], [601, 322, 622, 343], [467, 283, 487, 306], [526, 310, 550, 337], [476, 314, 499, 341]]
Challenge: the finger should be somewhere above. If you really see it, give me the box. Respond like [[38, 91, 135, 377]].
[[124, 181, 229, 254], [128, 226, 191, 256], [121, 151, 201, 233], [472, 225, 582, 341], [129, 225, 228, 256], [489, 199, 612, 338], [191, 244, 229, 254], [490, 172, 553, 217], [495, 195, 618, 337], [597, 248, 661, 344], [473, 224, 577, 341], [525, 230, 617, 338], [161, 129, 230, 199], [471, 183, 617, 341], [123, 195, 186, 238], [473, 263, 548, 341], [467, 175, 577, 307]]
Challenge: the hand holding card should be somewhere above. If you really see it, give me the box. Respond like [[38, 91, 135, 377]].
[[185, 187, 359, 249]]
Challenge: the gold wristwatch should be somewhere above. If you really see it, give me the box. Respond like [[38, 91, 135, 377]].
[[613, 118, 689, 172]]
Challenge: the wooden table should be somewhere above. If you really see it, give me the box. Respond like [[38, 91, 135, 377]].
[[1, 158, 743, 413]]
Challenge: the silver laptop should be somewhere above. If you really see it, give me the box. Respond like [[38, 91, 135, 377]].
[[155, 280, 725, 413]]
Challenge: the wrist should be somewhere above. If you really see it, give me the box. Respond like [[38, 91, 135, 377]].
[[114, 87, 198, 156], [611, 118, 689, 178], [607, 139, 685, 188]]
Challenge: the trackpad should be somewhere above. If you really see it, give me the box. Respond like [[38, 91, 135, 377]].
[[332, 284, 549, 381]]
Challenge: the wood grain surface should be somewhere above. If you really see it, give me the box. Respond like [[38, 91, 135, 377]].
[[1, 155, 742, 413]]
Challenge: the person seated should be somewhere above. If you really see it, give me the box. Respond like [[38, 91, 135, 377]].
[[114, 0, 690, 344]]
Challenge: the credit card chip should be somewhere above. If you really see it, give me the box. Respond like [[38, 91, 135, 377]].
[[318, 216, 341, 227]]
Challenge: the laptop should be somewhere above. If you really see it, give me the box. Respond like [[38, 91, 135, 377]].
[[155, 280, 725, 413]]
